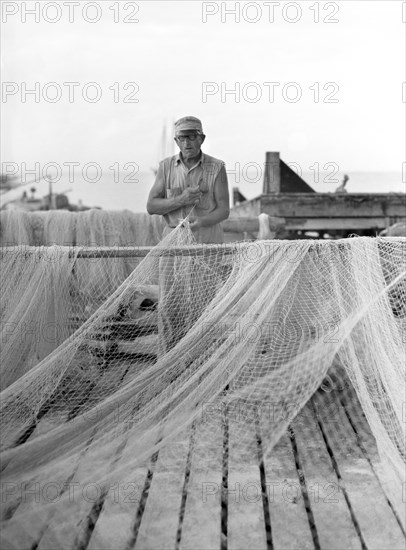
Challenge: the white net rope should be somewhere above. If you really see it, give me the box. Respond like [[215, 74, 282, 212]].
[[0, 223, 405, 547], [0, 210, 165, 388], [0, 209, 165, 248]]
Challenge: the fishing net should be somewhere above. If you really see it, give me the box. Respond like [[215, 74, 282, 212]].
[[0, 222, 405, 548], [0, 209, 165, 247], [0, 210, 165, 388]]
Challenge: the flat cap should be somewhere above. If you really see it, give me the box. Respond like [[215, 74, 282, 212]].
[[174, 116, 203, 135]]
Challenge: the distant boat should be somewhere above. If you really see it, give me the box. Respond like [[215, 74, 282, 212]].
[[151, 120, 176, 175]]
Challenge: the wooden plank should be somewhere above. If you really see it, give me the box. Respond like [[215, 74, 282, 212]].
[[223, 217, 260, 233], [134, 428, 191, 550], [34, 438, 125, 549], [1, 246, 234, 258], [228, 197, 261, 218], [31, 360, 137, 549], [227, 408, 267, 550], [312, 388, 406, 550], [339, 381, 406, 529], [86, 334, 158, 356], [3, 238, 405, 261], [292, 403, 363, 549], [259, 420, 314, 549], [179, 407, 223, 550], [224, 216, 395, 233], [261, 193, 406, 218], [1, 360, 149, 536], [86, 360, 154, 550], [0, 369, 103, 528], [86, 444, 149, 550], [223, 217, 286, 233], [285, 217, 390, 230], [0, 422, 102, 549], [263, 152, 281, 194]]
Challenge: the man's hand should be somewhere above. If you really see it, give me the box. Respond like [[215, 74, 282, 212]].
[[178, 186, 202, 206], [189, 218, 202, 232]]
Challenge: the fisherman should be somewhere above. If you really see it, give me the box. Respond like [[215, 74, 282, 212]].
[[147, 116, 230, 354], [147, 116, 230, 243]]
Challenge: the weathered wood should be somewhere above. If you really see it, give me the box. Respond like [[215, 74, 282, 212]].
[[225, 216, 402, 234], [223, 217, 260, 233], [179, 411, 223, 550], [134, 429, 191, 550], [3, 238, 405, 261], [228, 197, 261, 218], [18, 363, 135, 549], [261, 193, 406, 218], [86, 360, 154, 550], [339, 382, 405, 529], [97, 319, 158, 337], [87, 463, 149, 550], [3, 384, 404, 549], [35, 367, 135, 549], [292, 402, 363, 549], [263, 152, 281, 194], [2, 425, 99, 550], [1, 246, 235, 258], [223, 216, 286, 234], [259, 423, 314, 549], [86, 334, 158, 357], [285, 217, 392, 230], [227, 410, 267, 550], [312, 389, 406, 550]]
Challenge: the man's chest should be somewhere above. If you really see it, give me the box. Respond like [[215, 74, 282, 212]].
[[167, 165, 204, 190]]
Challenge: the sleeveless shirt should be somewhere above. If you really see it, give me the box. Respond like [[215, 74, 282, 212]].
[[158, 152, 225, 244]]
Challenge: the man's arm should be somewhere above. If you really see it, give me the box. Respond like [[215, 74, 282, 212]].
[[147, 163, 202, 215], [190, 165, 230, 230]]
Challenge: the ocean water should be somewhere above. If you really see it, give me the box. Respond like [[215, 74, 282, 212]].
[[1, 170, 404, 213]]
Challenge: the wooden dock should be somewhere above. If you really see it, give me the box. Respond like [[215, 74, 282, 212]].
[[1, 242, 405, 549], [226, 152, 406, 240], [1, 374, 405, 550]]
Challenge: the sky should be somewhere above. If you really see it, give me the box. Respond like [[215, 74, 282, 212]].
[[1, 0, 405, 193]]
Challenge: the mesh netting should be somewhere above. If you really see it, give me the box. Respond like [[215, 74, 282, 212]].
[[0, 209, 165, 247], [0, 210, 165, 388], [0, 222, 405, 548]]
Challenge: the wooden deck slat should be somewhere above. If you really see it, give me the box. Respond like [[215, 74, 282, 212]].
[[0, 424, 99, 549], [339, 381, 406, 530], [134, 428, 191, 550], [292, 402, 363, 550], [86, 361, 153, 550], [179, 411, 223, 550], [260, 426, 315, 550], [35, 441, 118, 550], [2, 367, 405, 549], [32, 361, 136, 549], [313, 388, 406, 550], [227, 410, 267, 550], [86, 450, 149, 550]]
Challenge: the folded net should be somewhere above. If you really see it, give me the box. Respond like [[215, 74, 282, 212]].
[[0, 223, 405, 547]]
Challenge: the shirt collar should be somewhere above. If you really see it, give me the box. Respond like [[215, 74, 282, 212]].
[[174, 151, 205, 167]]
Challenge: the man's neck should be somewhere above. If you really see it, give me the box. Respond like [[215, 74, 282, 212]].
[[180, 151, 202, 169]]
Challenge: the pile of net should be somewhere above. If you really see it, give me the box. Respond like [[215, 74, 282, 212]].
[[0, 209, 165, 247], [0, 223, 405, 548], [0, 209, 165, 386]]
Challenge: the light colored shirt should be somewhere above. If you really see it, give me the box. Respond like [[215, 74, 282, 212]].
[[155, 152, 226, 243]]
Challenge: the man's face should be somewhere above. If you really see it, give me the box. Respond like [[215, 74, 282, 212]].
[[175, 132, 205, 160]]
